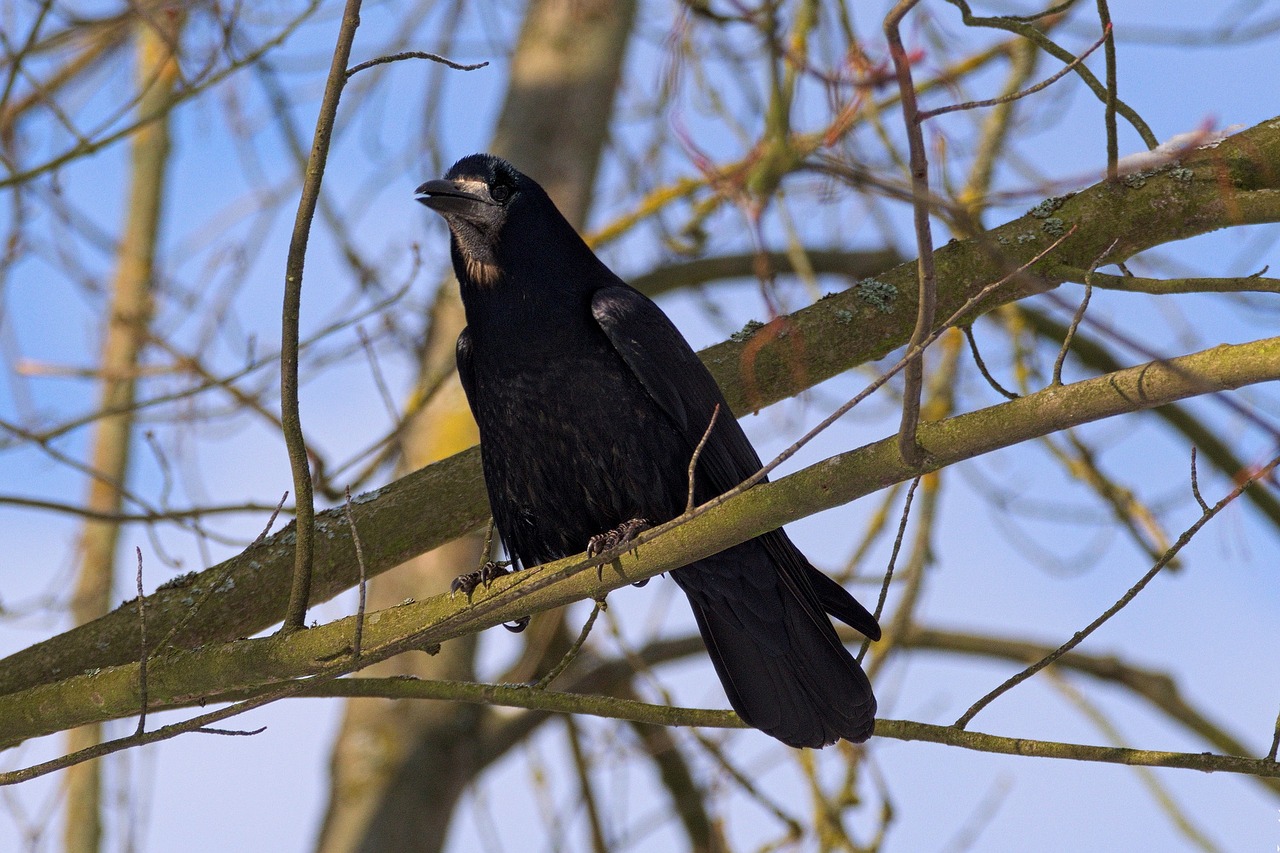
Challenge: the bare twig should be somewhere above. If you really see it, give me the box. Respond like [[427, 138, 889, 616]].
[[344, 50, 487, 78], [1189, 448, 1209, 512], [942, 0, 1157, 148], [253, 492, 290, 546], [686, 404, 720, 514], [1052, 241, 1115, 385], [563, 717, 609, 853], [534, 601, 603, 691], [134, 547, 148, 736], [195, 727, 267, 737], [0, 494, 284, 523], [859, 475, 921, 664], [956, 450, 1280, 729], [918, 27, 1109, 121], [0, 2, 325, 191], [343, 487, 369, 659], [1097, 0, 1119, 179], [356, 325, 400, 423], [963, 324, 1019, 400]]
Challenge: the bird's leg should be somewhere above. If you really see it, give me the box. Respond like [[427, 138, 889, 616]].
[[450, 559, 513, 597]]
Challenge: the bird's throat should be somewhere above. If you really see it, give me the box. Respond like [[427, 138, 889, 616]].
[[464, 255, 502, 288]]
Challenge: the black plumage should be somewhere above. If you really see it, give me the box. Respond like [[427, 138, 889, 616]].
[[416, 154, 880, 748]]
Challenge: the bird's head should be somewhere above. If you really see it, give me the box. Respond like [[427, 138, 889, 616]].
[[415, 154, 534, 287]]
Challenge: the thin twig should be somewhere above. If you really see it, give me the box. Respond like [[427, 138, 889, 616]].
[[918, 26, 1109, 121], [956, 449, 1280, 729], [151, 492, 290, 660], [134, 547, 148, 736], [534, 601, 603, 691], [344, 50, 487, 78], [941, 0, 1157, 148], [253, 492, 289, 546], [0, 495, 284, 524], [962, 324, 1019, 400], [1052, 282, 1090, 385], [1267, 708, 1280, 763], [858, 475, 921, 664], [1097, 0, 1119, 180], [195, 727, 267, 737], [1052, 241, 1115, 385], [355, 325, 400, 424], [1189, 448, 1209, 512], [0, 2, 326, 191], [343, 487, 369, 660], [686, 404, 720, 514], [1042, 291, 1280, 446], [563, 716, 609, 853]]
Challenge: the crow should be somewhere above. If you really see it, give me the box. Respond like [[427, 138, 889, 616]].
[[416, 154, 880, 748]]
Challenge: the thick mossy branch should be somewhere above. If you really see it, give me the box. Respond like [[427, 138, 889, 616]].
[[2, 334, 1278, 747], [1, 117, 1278, 702], [0, 448, 488, 697]]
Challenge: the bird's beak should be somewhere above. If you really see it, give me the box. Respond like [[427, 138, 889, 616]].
[[415, 179, 494, 216]]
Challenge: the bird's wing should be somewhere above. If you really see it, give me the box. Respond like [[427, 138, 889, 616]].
[[455, 326, 480, 421], [592, 285, 880, 642], [591, 285, 762, 494]]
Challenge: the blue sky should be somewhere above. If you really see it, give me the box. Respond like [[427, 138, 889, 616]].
[[1, 0, 1278, 850]]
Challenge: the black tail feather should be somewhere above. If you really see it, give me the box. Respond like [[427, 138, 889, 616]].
[[672, 541, 877, 748]]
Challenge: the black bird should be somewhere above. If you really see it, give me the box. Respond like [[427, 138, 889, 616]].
[[416, 154, 880, 748]]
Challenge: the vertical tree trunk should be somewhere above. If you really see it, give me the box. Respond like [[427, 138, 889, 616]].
[[314, 1, 636, 851], [63, 8, 182, 853]]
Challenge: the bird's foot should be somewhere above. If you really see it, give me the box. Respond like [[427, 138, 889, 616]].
[[450, 561, 529, 633], [586, 517, 652, 558], [587, 518, 653, 585], [450, 560, 512, 597]]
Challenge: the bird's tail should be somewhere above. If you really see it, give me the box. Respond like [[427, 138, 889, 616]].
[[673, 539, 877, 748]]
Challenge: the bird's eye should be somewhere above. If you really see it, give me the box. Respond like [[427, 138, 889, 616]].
[[491, 184, 512, 203]]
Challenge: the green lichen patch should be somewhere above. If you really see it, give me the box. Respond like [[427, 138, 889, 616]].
[[854, 278, 897, 313], [1029, 196, 1066, 218], [730, 319, 765, 342]]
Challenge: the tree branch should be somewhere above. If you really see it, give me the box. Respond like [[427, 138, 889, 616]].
[[3, 334, 1279, 747]]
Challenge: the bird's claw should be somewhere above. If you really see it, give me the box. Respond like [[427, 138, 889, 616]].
[[586, 517, 651, 559], [450, 560, 511, 597], [450, 562, 528, 633]]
